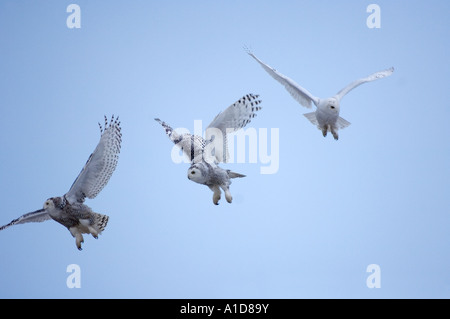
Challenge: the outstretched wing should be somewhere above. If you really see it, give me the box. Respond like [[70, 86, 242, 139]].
[[334, 67, 394, 101], [246, 49, 319, 108], [65, 115, 122, 204], [0, 209, 50, 231], [206, 94, 262, 163], [155, 118, 206, 164]]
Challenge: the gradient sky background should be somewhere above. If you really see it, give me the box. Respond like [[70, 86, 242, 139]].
[[0, 1, 449, 299]]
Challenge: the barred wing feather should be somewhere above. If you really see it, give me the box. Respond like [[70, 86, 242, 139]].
[[65, 115, 122, 204], [206, 94, 262, 163]]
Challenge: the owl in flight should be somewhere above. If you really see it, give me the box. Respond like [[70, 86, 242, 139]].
[[155, 94, 262, 205], [247, 49, 393, 140], [0, 116, 122, 250]]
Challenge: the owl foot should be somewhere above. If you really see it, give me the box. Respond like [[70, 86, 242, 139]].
[[76, 235, 84, 250], [210, 185, 222, 205], [88, 226, 99, 239], [75, 236, 84, 250], [213, 193, 221, 205], [224, 189, 232, 203], [330, 128, 339, 140], [70, 227, 84, 251]]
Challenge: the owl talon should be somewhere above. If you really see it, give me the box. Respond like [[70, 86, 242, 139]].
[[331, 127, 339, 140], [225, 192, 232, 203], [212, 188, 221, 205]]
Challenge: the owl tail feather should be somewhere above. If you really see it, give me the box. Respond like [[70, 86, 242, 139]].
[[91, 212, 109, 234], [227, 170, 246, 179], [80, 212, 109, 237]]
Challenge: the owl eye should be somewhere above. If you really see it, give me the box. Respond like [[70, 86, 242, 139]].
[[330, 105, 335, 109], [191, 171, 196, 175]]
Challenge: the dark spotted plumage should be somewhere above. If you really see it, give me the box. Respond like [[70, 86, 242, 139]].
[[0, 115, 121, 250], [156, 94, 262, 204], [155, 118, 207, 163]]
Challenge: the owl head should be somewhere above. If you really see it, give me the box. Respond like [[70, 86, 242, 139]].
[[43, 199, 55, 211], [319, 98, 340, 113], [43, 197, 65, 210], [187, 163, 208, 185]]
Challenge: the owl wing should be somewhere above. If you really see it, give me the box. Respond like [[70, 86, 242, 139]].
[[65, 115, 122, 204], [206, 94, 262, 163], [334, 67, 394, 102], [0, 209, 50, 231], [246, 49, 319, 108], [155, 118, 206, 163]]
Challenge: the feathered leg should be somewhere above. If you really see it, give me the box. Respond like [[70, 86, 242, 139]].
[[209, 185, 222, 205], [220, 184, 233, 203], [69, 227, 84, 251], [330, 126, 339, 140]]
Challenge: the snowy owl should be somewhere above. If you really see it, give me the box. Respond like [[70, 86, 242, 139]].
[[155, 94, 262, 205], [0, 115, 122, 250], [246, 49, 393, 140]]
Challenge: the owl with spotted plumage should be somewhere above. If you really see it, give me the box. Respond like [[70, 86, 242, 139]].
[[156, 94, 262, 205], [0, 115, 122, 250]]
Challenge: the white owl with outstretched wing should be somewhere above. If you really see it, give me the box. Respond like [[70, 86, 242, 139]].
[[0, 115, 122, 250], [156, 94, 262, 205], [246, 49, 393, 140]]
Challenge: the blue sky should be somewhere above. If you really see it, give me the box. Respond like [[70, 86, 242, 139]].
[[0, 0, 449, 298]]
